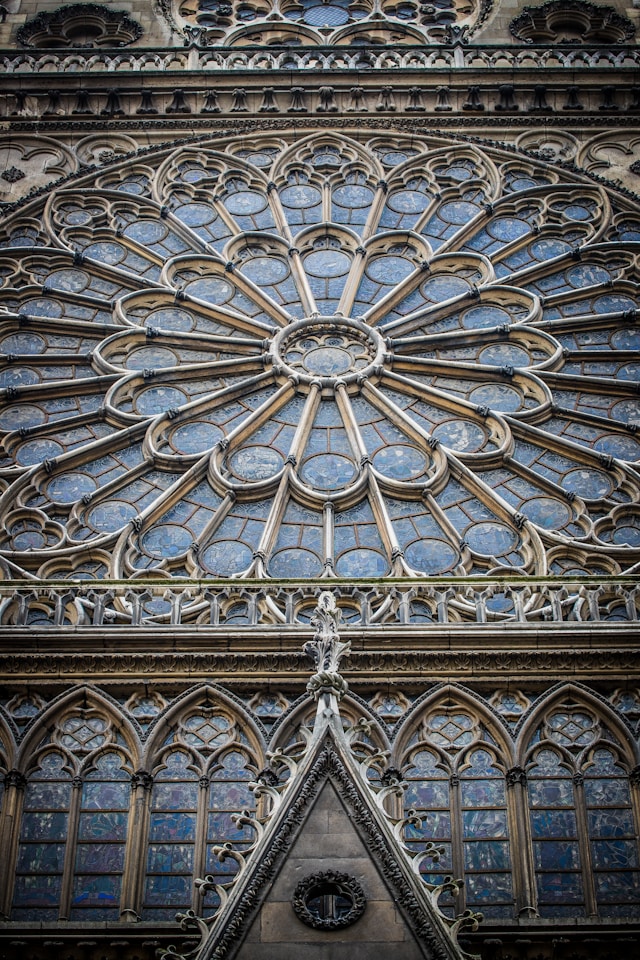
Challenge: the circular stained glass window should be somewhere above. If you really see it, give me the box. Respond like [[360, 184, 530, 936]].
[[1, 131, 639, 584]]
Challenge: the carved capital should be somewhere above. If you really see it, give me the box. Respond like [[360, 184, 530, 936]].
[[506, 765, 527, 788]]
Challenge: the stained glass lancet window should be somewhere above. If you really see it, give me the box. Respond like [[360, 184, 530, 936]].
[[143, 700, 260, 919], [12, 708, 132, 921], [525, 702, 640, 918], [399, 704, 513, 918], [1, 132, 640, 596]]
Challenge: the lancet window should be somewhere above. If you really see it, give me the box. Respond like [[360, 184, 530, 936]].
[[399, 704, 513, 918], [143, 701, 261, 919], [525, 702, 640, 918], [12, 708, 133, 921]]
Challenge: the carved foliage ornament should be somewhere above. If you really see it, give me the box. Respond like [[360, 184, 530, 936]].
[[17, 4, 143, 48]]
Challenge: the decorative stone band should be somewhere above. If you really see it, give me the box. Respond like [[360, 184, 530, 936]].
[[1, 44, 640, 76], [0, 578, 638, 628]]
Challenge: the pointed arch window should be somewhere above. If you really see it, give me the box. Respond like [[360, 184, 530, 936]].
[[526, 702, 640, 918], [400, 706, 513, 918], [143, 703, 261, 920], [12, 709, 133, 921]]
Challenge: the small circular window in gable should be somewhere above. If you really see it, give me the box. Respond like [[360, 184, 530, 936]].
[[292, 871, 366, 930]]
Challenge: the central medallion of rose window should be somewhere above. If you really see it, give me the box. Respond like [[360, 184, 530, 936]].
[[272, 316, 385, 390]]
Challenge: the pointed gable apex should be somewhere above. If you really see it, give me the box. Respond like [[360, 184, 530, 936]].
[[194, 718, 470, 960]]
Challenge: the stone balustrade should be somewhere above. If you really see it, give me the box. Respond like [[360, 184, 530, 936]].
[[0, 44, 639, 75], [1, 578, 638, 628]]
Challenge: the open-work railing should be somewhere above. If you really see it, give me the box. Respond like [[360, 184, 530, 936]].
[[1, 44, 639, 75], [1, 578, 639, 629]]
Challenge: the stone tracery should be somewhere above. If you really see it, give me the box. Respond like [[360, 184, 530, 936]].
[[1, 132, 640, 596]]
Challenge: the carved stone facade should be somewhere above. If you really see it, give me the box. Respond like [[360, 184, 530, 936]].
[[0, 2, 640, 959]]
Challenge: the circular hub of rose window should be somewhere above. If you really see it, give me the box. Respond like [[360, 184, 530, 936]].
[[272, 315, 385, 391]]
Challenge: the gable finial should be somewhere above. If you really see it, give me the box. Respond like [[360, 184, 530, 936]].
[[304, 591, 350, 704]]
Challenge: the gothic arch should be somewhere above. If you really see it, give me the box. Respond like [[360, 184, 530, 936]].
[[16, 684, 141, 772], [515, 681, 640, 764], [141, 682, 267, 770], [391, 683, 517, 919], [393, 682, 516, 759], [517, 681, 640, 920], [269, 691, 389, 758]]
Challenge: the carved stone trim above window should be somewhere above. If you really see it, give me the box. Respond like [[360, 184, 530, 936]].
[[17, 4, 143, 49], [510, 0, 636, 44]]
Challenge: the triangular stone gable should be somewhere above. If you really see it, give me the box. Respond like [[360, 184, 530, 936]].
[[235, 778, 426, 959], [196, 722, 464, 960]]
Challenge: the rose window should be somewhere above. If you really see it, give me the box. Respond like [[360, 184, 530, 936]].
[[1, 132, 640, 586]]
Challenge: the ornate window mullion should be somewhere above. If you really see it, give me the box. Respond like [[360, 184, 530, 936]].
[[323, 501, 335, 575], [449, 771, 467, 914], [250, 473, 290, 576], [286, 248, 317, 318], [336, 247, 366, 319], [121, 771, 154, 922], [266, 188, 294, 247], [193, 774, 210, 913], [333, 381, 368, 464], [58, 775, 83, 921], [506, 765, 539, 918], [359, 181, 389, 243], [0, 772, 25, 919], [573, 770, 598, 918], [366, 471, 404, 575]]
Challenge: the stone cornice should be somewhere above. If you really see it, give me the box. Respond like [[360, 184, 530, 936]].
[[0, 648, 638, 682]]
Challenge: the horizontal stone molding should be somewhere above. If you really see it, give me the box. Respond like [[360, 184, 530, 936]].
[[0, 44, 639, 76], [0, 648, 638, 681]]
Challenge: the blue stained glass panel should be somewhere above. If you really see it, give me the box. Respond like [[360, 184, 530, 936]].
[[464, 840, 510, 870], [75, 843, 125, 872], [404, 539, 459, 575], [24, 781, 71, 808], [588, 808, 635, 837], [462, 809, 508, 838], [208, 812, 254, 842], [465, 872, 513, 900], [77, 812, 128, 841], [595, 871, 640, 900], [405, 781, 449, 807], [12, 875, 62, 906], [209, 782, 255, 809], [71, 873, 120, 907], [584, 777, 630, 806], [535, 840, 580, 870], [335, 547, 390, 577], [407, 811, 451, 840], [537, 872, 583, 902], [145, 874, 192, 903], [82, 781, 130, 808], [591, 839, 639, 869], [152, 779, 198, 808], [149, 812, 197, 842], [531, 809, 577, 837], [147, 843, 194, 872], [21, 811, 68, 841], [528, 779, 574, 806], [460, 779, 506, 806], [17, 843, 66, 872]]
